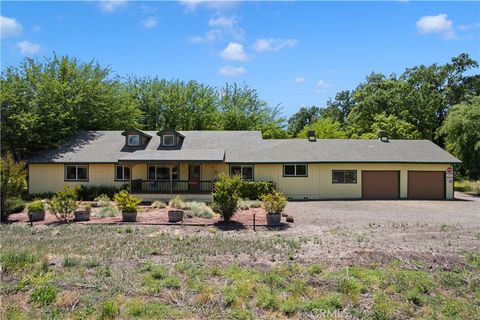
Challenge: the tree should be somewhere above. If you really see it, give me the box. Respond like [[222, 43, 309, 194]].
[[287, 106, 321, 137], [297, 118, 347, 139], [126, 77, 221, 130], [219, 83, 285, 132], [320, 90, 355, 126], [0, 154, 27, 220], [440, 96, 480, 179], [1, 54, 141, 160], [359, 113, 422, 139]]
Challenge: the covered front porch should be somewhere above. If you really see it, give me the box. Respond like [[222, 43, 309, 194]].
[[118, 161, 228, 195]]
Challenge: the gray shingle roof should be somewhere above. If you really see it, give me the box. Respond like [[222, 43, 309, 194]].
[[28, 130, 461, 164]]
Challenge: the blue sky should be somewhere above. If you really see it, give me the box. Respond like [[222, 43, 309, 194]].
[[1, 1, 479, 117]]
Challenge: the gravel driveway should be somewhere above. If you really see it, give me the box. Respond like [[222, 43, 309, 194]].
[[285, 192, 480, 228]]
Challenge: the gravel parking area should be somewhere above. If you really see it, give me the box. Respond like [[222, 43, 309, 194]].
[[280, 192, 480, 267], [285, 193, 480, 229]]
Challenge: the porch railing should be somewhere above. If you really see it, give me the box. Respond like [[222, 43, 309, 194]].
[[130, 179, 214, 194]]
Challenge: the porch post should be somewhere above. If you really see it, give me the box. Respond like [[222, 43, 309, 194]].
[[127, 163, 135, 193], [169, 164, 173, 194]]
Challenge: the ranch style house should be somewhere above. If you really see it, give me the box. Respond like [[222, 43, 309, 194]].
[[28, 128, 461, 201]]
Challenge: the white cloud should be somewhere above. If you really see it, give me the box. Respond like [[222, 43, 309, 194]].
[[99, 0, 128, 13], [458, 22, 480, 31], [316, 80, 332, 91], [140, 4, 157, 14], [416, 14, 455, 39], [190, 15, 244, 44], [219, 42, 247, 61], [253, 38, 298, 52], [16, 40, 41, 55], [1, 16, 23, 38], [140, 16, 157, 29], [180, 1, 239, 12], [209, 15, 237, 28], [294, 76, 306, 84], [190, 29, 223, 43], [218, 65, 246, 76]]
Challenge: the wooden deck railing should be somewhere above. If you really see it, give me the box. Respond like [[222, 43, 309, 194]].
[[131, 179, 214, 194]]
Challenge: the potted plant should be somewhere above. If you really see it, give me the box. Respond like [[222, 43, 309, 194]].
[[113, 190, 141, 222], [168, 195, 185, 222], [28, 200, 45, 222], [261, 191, 287, 226], [74, 203, 91, 221]]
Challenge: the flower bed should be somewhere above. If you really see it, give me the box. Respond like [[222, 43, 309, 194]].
[[7, 205, 270, 226]]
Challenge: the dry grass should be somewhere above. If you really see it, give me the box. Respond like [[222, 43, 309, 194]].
[[0, 224, 479, 319]]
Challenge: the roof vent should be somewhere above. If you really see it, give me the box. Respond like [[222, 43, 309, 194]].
[[307, 130, 316, 142], [378, 130, 389, 142]]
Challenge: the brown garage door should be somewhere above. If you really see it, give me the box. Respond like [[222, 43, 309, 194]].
[[408, 171, 445, 200], [362, 171, 400, 199]]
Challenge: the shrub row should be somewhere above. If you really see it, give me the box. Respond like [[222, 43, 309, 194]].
[[77, 184, 128, 201], [238, 180, 276, 200]]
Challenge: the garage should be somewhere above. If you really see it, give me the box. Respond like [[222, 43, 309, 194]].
[[408, 171, 445, 199], [362, 171, 400, 199]]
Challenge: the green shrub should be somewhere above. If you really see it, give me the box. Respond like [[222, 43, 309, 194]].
[[96, 205, 119, 218], [63, 256, 81, 268], [261, 191, 287, 215], [28, 200, 44, 212], [113, 190, 141, 212], [30, 285, 58, 305], [151, 200, 167, 209], [151, 266, 168, 280], [94, 194, 111, 207], [454, 180, 480, 195], [5, 197, 26, 214], [168, 195, 186, 209], [78, 185, 127, 201], [48, 186, 79, 221], [185, 202, 214, 218], [212, 173, 242, 221], [0, 249, 37, 273], [238, 180, 276, 200], [99, 300, 119, 319], [27, 192, 55, 200], [0, 153, 27, 220]]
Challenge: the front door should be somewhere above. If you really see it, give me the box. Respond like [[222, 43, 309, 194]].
[[189, 165, 201, 191]]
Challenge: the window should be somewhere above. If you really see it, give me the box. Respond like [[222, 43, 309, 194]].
[[65, 165, 88, 181], [332, 170, 357, 183], [283, 164, 308, 177], [230, 165, 254, 180], [163, 135, 175, 146], [127, 134, 140, 146], [116, 165, 131, 181], [148, 165, 179, 180]]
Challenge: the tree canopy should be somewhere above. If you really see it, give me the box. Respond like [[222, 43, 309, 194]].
[[1, 53, 478, 179]]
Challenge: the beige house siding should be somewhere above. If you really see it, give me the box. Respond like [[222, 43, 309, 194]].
[[29, 162, 454, 199], [28, 163, 125, 194], [253, 163, 453, 200]]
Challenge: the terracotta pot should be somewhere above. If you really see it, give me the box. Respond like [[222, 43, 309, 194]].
[[168, 209, 184, 222], [28, 211, 45, 222], [266, 213, 281, 226], [74, 210, 91, 221], [122, 211, 137, 222]]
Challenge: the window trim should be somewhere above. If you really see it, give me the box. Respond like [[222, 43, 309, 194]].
[[115, 165, 131, 181], [64, 164, 89, 181], [229, 164, 254, 181], [147, 164, 180, 180], [162, 134, 175, 147], [127, 134, 141, 147], [332, 170, 357, 184], [283, 164, 308, 177]]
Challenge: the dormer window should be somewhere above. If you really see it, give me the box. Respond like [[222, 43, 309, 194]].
[[163, 134, 175, 147], [127, 134, 140, 146], [121, 129, 152, 148]]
